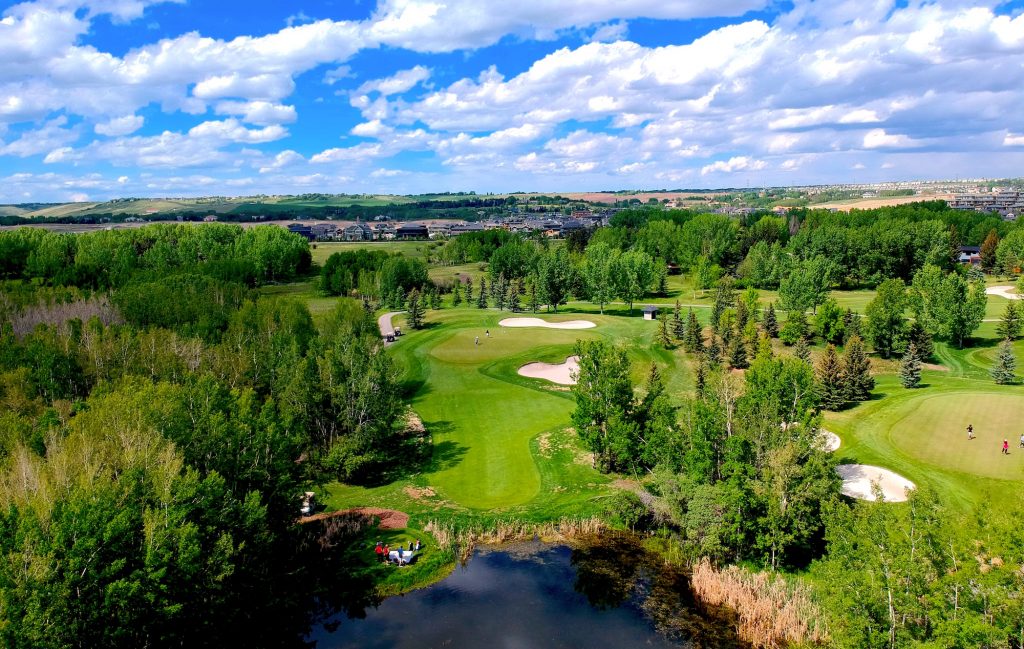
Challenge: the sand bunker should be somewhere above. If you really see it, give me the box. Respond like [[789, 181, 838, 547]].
[[819, 430, 841, 453], [986, 285, 1022, 300], [836, 464, 915, 502], [499, 317, 596, 329], [518, 356, 580, 385]]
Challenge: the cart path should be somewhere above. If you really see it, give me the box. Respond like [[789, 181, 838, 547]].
[[378, 311, 403, 343]]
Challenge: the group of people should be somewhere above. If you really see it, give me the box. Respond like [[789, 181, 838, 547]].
[[374, 539, 422, 566], [965, 424, 1024, 455], [474, 329, 491, 346]]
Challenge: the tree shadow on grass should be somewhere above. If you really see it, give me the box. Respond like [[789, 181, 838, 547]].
[[425, 439, 468, 473]]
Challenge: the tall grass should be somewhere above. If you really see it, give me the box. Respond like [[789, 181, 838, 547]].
[[691, 558, 828, 648], [424, 517, 605, 562]]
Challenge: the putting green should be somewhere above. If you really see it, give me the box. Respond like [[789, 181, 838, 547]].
[[886, 391, 1024, 481]]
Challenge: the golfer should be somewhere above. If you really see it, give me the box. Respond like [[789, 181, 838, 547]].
[[967, 424, 974, 440], [1002, 439, 1010, 455], [475, 336, 479, 345]]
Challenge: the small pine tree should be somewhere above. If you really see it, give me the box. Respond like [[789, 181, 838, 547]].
[[816, 344, 846, 410], [794, 337, 811, 364], [407, 289, 425, 329], [763, 302, 779, 338], [991, 339, 1018, 385], [509, 278, 523, 312], [528, 278, 540, 313], [728, 334, 748, 369], [900, 343, 922, 389], [430, 287, 441, 310], [465, 277, 473, 303], [694, 357, 708, 394], [997, 301, 1022, 340], [841, 335, 874, 401], [493, 274, 508, 311], [842, 308, 861, 342], [707, 337, 722, 365], [452, 280, 462, 306], [735, 300, 749, 332], [658, 311, 672, 348], [672, 300, 685, 340], [906, 321, 933, 361], [477, 277, 488, 309], [656, 265, 669, 297], [684, 309, 703, 353]]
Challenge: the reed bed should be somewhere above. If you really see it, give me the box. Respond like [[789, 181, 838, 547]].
[[691, 558, 828, 648], [424, 517, 606, 562]]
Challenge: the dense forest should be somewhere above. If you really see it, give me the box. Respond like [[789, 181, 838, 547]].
[[0, 224, 413, 647]]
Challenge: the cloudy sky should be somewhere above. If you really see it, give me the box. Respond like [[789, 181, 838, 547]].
[[1, 0, 1024, 202]]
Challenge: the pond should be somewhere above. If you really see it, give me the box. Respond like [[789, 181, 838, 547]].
[[307, 534, 745, 649]]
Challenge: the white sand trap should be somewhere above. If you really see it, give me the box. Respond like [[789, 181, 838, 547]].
[[986, 285, 1022, 300], [819, 430, 841, 453], [518, 355, 580, 385], [499, 317, 596, 329], [836, 464, 915, 502]]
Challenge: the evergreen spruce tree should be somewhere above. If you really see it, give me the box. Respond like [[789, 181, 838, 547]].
[[763, 302, 779, 338], [900, 343, 922, 389], [795, 337, 811, 365], [477, 277, 488, 309], [694, 357, 708, 394], [842, 308, 861, 342], [452, 280, 462, 306], [362, 295, 374, 318], [494, 273, 508, 310], [430, 287, 441, 310], [656, 265, 669, 296], [509, 278, 522, 313], [997, 301, 1022, 340], [528, 277, 540, 313], [816, 344, 846, 410], [672, 300, 685, 340], [906, 321, 933, 361], [841, 335, 874, 401], [465, 277, 473, 303], [407, 289, 425, 329], [728, 333, 748, 369], [735, 300, 749, 332], [684, 309, 704, 353], [658, 312, 672, 348], [991, 339, 1018, 385], [707, 337, 722, 365]]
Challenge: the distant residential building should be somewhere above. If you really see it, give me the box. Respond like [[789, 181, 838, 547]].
[[958, 246, 981, 266], [341, 223, 372, 241], [202, 214, 218, 222], [395, 223, 429, 240], [949, 190, 1024, 220], [286, 223, 315, 241], [451, 222, 485, 236], [428, 223, 452, 239]]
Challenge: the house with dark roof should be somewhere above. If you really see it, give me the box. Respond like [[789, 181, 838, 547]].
[[641, 305, 659, 320], [395, 223, 429, 240], [286, 223, 315, 241], [342, 223, 373, 241]]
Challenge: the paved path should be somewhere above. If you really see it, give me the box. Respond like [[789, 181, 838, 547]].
[[378, 311, 403, 344]]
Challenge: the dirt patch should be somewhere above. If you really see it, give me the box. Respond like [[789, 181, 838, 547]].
[[537, 432, 554, 458], [922, 362, 949, 372], [403, 486, 436, 501], [300, 507, 410, 529]]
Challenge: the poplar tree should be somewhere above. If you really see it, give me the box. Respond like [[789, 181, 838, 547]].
[[900, 343, 922, 389], [476, 277, 488, 309], [763, 302, 779, 338], [991, 339, 1018, 385], [997, 301, 1022, 340], [816, 344, 846, 410], [842, 335, 874, 401]]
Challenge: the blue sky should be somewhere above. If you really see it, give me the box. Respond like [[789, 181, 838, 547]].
[[1, 0, 1024, 202]]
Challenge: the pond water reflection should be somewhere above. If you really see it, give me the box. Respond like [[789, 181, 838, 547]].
[[308, 534, 745, 649]]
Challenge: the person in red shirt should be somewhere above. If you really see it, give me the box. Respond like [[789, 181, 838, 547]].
[[1002, 439, 1010, 455], [374, 540, 384, 562]]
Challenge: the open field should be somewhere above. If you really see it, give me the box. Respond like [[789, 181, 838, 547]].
[[813, 194, 953, 211]]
